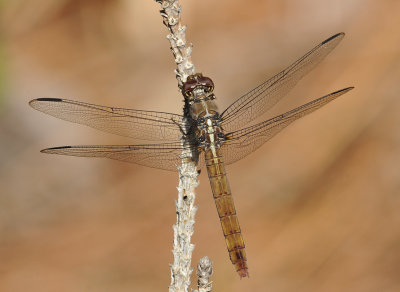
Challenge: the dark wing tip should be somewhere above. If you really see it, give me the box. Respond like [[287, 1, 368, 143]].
[[322, 32, 345, 45], [29, 97, 63, 107], [36, 98, 63, 102], [41, 146, 71, 153], [335, 86, 354, 94], [325, 86, 354, 98]]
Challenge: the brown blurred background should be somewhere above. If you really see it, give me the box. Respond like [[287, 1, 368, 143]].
[[1, 0, 399, 291]]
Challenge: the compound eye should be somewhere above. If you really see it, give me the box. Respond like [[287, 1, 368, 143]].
[[201, 77, 214, 93], [182, 79, 197, 98], [183, 88, 194, 98]]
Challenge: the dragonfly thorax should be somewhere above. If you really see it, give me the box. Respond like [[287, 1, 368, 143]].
[[189, 98, 219, 119], [196, 118, 225, 149]]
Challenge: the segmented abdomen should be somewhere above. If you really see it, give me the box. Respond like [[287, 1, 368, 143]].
[[204, 147, 249, 278]]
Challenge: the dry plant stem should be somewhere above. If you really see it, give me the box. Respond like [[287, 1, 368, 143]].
[[156, 0, 195, 85], [194, 257, 213, 292], [169, 161, 198, 292], [155, 0, 213, 291]]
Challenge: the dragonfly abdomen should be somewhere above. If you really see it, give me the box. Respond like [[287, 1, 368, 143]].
[[204, 147, 249, 278]]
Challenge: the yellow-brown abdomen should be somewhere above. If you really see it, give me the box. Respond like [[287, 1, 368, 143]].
[[205, 147, 249, 277]]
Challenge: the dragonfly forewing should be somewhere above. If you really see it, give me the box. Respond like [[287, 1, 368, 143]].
[[29, 98, 183, 141], [221, 32, 345, 132]]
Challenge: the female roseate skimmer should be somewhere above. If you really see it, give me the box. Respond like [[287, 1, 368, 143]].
[[30, 33, 353, 278]]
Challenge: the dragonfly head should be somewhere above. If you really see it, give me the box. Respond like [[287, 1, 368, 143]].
[[182, 73, 214, 101]]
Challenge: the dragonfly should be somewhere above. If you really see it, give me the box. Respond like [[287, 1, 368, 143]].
[[29, 32, 353, 278]]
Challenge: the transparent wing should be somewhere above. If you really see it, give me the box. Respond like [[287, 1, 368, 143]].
[[220, 33, 345, 132], [41, 142, 204, 171], [29, 98, 183, 141], [221, 87, 353, 165]]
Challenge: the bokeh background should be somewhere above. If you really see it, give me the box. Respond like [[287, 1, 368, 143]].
[[1, 0, 399, 291]]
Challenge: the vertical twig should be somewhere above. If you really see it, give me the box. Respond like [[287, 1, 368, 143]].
[[155, 1, 213, 291], [170, 161, 198, 292], [156, 0, 195, 85], [194, 256, 213, 292]]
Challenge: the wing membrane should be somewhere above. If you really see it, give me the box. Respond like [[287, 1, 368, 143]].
[[29, 98, 183, 141], [220, 33, 345, 132], [41, 142, 201, 171], [221, 87, 353, 165]]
